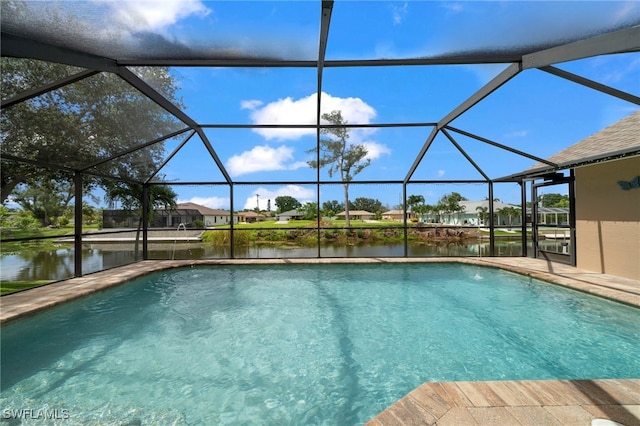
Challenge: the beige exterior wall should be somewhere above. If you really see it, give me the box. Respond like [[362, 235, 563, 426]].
[[574, 156, 640, 280]]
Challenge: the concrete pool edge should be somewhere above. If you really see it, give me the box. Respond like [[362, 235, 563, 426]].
[[1, 257, 639, 325], [365, 378, 640, 426]]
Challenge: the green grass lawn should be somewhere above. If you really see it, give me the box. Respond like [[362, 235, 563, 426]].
[[1, 224, 101, 240], [219, 219, 428, 229], [1, 280, 52, 295]]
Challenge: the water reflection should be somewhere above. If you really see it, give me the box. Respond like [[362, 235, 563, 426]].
[[1, 241, 567, 282]]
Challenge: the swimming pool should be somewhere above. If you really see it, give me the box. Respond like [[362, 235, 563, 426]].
[[2, 263, 639, 425]]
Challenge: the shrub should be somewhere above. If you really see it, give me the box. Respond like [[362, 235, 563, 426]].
[[14, 211, 40, 231]]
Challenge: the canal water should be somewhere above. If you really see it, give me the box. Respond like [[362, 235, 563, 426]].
[[0, 240, 568, 283]]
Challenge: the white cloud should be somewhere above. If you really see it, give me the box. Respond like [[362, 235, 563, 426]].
[[240, 99, 264, 110], [97, 0, 211, 32], [441, 2, 464, 13], [241, 92, 377, 141], [392, 2, 408, 25], [602, 57, 640, 84], [437, 170, 446, 177], [504, 130, 529, 138], [239, 91, 391, 174], [178, 196, 229, 210], [242, 185, 316, 210], [362, 141, 391, 160], [320, 93, 378, 125], [612, 1, 640, 24], [226, 145, 306, 177]]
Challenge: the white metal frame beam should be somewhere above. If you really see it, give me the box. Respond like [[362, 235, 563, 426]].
[[1, 69, 99, 109], [540, 65, 640, 105], [523, 25, 640, 69], [0, 32, 118, 72], [438, 62, 522, 129]]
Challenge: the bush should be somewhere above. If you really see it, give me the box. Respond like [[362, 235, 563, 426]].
[[203, 229, 252, 246], [192, 219, 205, 228], [14, 211, 40, 230]]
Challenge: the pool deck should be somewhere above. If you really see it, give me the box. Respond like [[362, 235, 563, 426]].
[[1, 257, 639, 425], [366, 378, 640, 426]]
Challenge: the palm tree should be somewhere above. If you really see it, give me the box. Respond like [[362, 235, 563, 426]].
[[407, 194, 425, 219], [505, 206, 522, 226], [497, 206, 520, 226], [105, 183, 177, 259], [476, 206, 489, 226], [454, 203, 466, 225]]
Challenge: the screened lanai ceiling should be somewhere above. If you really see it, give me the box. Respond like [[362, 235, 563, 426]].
[[2, 1, 640, 63], [1, 0, 640, 207]]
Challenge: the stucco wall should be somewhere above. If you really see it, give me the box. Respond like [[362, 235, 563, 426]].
[[575, 156, 640, 280]]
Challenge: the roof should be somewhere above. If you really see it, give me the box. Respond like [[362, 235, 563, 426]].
[[534, 207, 570, 214], [383, 210, 405, 215], [516, 110, 640, 179], [176, 202, 229, 216], [459, 200, 519, 212], [237, 211, 262, 217], [336, 210, 374, 216], [278, 209, 303, 217]]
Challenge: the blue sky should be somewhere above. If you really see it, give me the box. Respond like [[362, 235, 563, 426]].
[[49, 1, 640, 211]]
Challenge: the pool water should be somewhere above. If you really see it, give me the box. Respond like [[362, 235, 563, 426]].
[[2, 263, 639, 425]]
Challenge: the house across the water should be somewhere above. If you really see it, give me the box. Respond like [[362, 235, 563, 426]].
[[102, 202, 236, 228]]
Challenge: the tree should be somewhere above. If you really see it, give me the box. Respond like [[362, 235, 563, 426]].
[[12, 180, 72, 227], [407, 194, 425, 219], [476, 206, 489, 226], [1, 57, 183, 216], [274, 195, 301, 213], [82, 202, 100, 225], [497, 206, 521, 226], [438, 192, 467, 224], [301, 202, 318, 220], [539, 193, 569, 208], [349, 197, 383, 214], [106, 182, 177, 259], [321, 200, 344, 217], [307, 110, 370, 227]]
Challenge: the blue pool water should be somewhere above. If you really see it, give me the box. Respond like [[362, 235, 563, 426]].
[[1, 263, 639, 425]]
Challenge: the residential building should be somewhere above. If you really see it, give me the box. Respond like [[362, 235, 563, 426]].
[[521, 110, 639, 280], [102, 202, 235, 228], [335, 210, 375, 220], [277, 209, 305, 221], [382, 209, 409, 221]]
